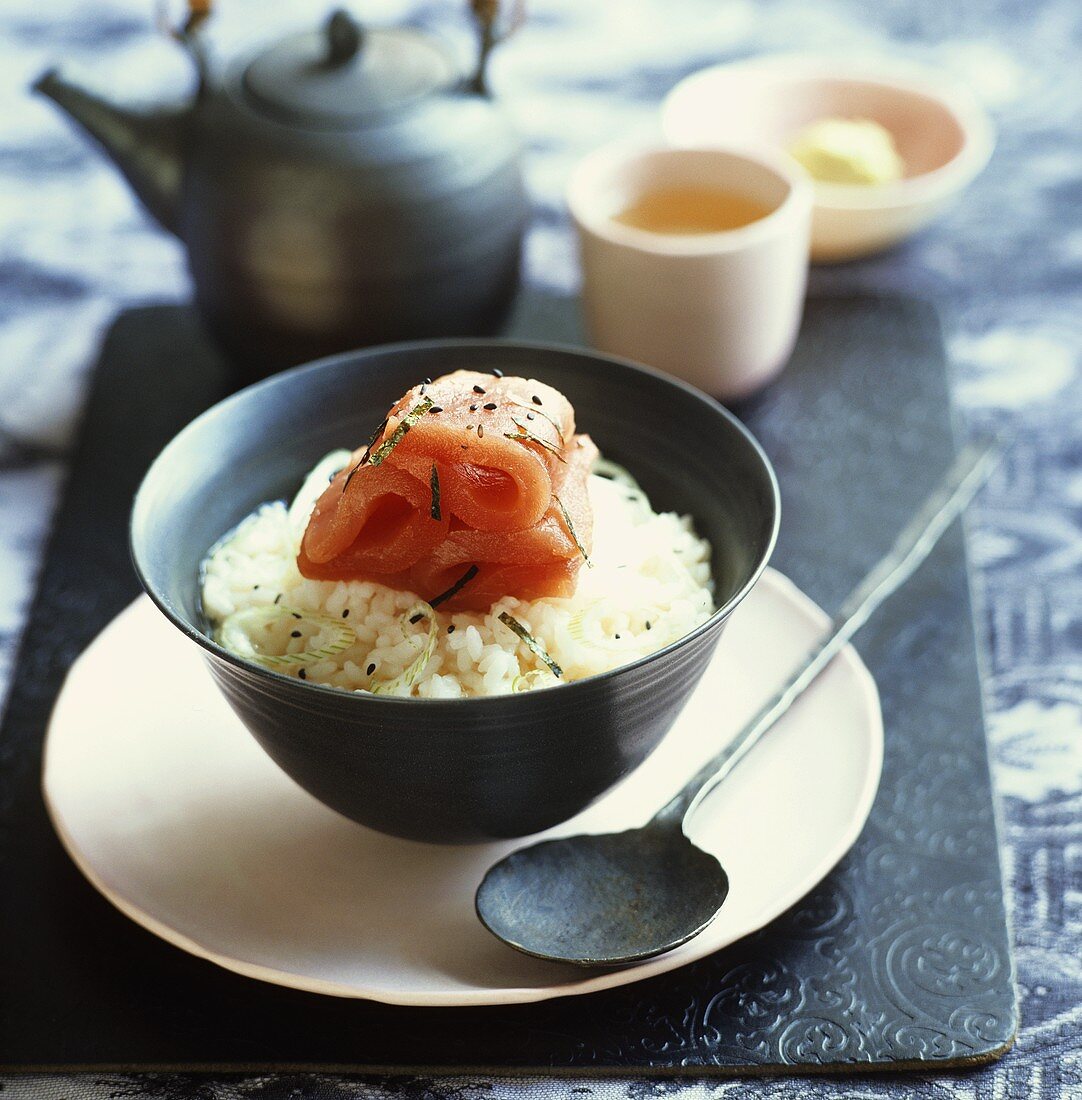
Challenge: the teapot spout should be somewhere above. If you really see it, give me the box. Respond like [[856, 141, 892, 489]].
[[33, 69, 187, 236]]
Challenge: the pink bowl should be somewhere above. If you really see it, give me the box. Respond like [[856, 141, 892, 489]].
[[662, 55, 994, 262]]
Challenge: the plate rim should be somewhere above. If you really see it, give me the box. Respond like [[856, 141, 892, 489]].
[[42, 567, 883, 1007]]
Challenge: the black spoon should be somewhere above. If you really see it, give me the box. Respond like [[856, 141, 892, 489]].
[[476, 439, 1002, 966]]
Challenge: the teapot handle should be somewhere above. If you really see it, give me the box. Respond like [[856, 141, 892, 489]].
[[467, 0, 525, 96], [157, 0, 213, 94]]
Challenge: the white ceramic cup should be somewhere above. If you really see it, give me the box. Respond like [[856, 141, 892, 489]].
[[568, 143, 812, 399]]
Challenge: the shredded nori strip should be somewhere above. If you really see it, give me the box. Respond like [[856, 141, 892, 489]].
[[553, 493, 593, 566], [498, 612, 563, 678], [430, 463, 441, 520], [409, 611, 426, 625], [429, 564, 479, 609], [343, 416, 389, 491], [504, 418, 566, 462], [366, 395, 434, 467]]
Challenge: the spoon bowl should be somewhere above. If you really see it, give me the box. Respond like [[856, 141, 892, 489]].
[[475, 823, 729, 966]]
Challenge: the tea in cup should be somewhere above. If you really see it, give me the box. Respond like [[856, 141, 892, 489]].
[[568, 144, 812, 399]]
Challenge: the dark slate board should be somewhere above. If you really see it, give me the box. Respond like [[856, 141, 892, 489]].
[[0, 294, 1016, 1073]]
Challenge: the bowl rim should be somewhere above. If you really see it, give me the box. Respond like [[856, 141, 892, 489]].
[[131, 337, 781, 707], [661, 52, 996, 213]]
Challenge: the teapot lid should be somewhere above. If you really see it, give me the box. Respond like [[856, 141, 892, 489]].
[[242, 9, 458, 128]]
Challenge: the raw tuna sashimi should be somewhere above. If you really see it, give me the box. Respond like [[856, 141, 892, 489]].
[[296, 371, 596, 612]]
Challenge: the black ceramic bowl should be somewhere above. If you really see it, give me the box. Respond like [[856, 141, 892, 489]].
[[131, 341, 779, 843]]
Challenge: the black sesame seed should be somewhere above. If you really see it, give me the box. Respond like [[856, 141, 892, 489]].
[[526, 412, 535, 420], [491, 368, 504, 377], [290, 630, 302, 638], [366, 663, 376, 676], [409, 612, 425, 625], [532, 394, 542, 405], [298, 668, 307, 679], [447, 624, 456, 634], [341, 609, 349, 618], [477, 425, 484, 438], [429, 406, 443, 414], [483, 402, 497, 410], [615, 634, 621, 640], [646, 621, 652, 630], [292, 612, 302, 620], [253, 584, 260, 590], [469, 404, 478, 412], [472, 385, 486, 395], [423, 377, 432, 385], [461, 443, 469, 449]]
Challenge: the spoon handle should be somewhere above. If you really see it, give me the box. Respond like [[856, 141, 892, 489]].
[[656, 437, 1004, 827]]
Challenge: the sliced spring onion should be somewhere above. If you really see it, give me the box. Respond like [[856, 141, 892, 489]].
[[219, 605, 357, 669], [366, 396, 434, 467], [370, 602, 438, 696], [592, 456, 644, 490], [498, 612, 563, 678], [512, 668, 558, 693], [567, 603, 634, 653], [553, 493, 593, 567], [567, 605, 592, 644]]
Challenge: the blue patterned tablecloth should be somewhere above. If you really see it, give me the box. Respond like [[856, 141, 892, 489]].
[[2, 0, 1079, 1096]]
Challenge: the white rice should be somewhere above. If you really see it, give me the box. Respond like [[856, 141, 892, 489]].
[[201, 452, 715, 698]]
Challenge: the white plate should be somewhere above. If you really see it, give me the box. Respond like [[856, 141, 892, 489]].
[[43, 568, 882, 1007]]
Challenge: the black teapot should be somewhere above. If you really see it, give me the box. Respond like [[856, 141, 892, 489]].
[[35, 3, 529, 377]]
